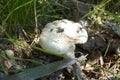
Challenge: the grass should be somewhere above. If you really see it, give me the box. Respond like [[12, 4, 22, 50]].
[[0, 0, 72, 35], [0, 0, 120, 79], [1, 0, 34, 33]]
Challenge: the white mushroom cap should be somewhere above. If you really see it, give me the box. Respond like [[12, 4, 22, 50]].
[[39, 19, 88, 58]]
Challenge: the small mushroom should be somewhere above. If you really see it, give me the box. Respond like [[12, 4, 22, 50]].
[[39, 19, 88, 58]]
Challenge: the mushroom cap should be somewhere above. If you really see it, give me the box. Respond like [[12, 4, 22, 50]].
[[39, 19, 88, 58]]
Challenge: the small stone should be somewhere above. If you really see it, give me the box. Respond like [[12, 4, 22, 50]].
[[5, 50, 14, 57]]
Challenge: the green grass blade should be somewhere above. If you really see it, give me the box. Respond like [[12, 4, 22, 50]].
[[104, 10, 120, 23], [31, 46, 64, 57], [2, 0, 34, 26], [1, 59, 76, 80]]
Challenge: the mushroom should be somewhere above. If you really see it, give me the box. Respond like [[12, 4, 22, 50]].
[[39, 19, 88, 58]]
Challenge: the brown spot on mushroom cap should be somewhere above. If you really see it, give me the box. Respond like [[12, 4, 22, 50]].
[[56, 27, 64, 33], [50, 29, 53, 32], [76, 28, 80, 33]]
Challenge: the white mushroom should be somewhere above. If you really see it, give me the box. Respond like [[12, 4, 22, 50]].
[[39, 19, 88, 58]]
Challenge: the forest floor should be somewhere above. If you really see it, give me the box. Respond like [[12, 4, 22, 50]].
[[0, 0, 120, 80]]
